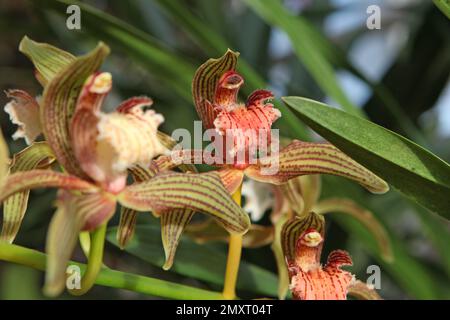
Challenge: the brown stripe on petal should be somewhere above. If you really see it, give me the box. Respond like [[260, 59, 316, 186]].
[[0, 169, 97, 203], [118, 171, 250, 234], [160, 208, 195, 270], [281, 212, 324, 264], [41, 42, 110, 178], [192, 50, 239, 129], [246, 140, 389, 194], [217, 167, 244, 194], [1, 142, 55, 243]]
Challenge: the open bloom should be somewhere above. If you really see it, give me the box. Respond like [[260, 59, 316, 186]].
[[283, 212, 381, 300], [0, 37, 250, 295], [164, 50, 389, 195], [116, 49, 390, 275]]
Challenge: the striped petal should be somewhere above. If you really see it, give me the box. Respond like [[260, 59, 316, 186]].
[[116, 206, 138, 249], [314, 198, 393, 262], [19, 36, 75, 86], [217, 167, 244, 195], [245, 140, 389, 194], [1, 142, 55, 243], [118, 171, 250, 234], [192, 49, 239, 129], [41, 41, 110, 178], [4, 90, 42, 145], [160, 208, 195, 270], [281, 212, 325, 264], [347, 280, 382, 300], [116, 164, 155, 248], [44, 190, 116, 296], [0, 169, 97, 203]]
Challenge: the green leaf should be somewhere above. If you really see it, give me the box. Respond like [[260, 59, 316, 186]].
[[40, 0, 195, 101], [434, 0, 450, 19], [283, 96, 450, 219], [107, 225, 279, 297], [40, 0, 309, 140], [321, 176, 445, 299], [244, 0, 363, 117]]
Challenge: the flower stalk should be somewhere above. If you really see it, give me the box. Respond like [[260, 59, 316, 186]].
[[222, 183, 243, 300], [69, 223, 107, 296], [0, 243, 224, 300]]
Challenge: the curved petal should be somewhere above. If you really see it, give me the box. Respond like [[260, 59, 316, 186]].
[[192, 49, 239, 129], [116, 206, 138, 249], [41, 41, 110, 178], [347, 280, 382, 300], [1, 142, 55, 243], [44, 190, 116, 296], [160, 208, 195, 270], [4, 89, 42, 145], [118, 171, 250, 234], [0, 169, 97, 203], [19, 36, 75, 86], [246, 140, 389, 194], [217, 167, 244, 195], [314, 198, 393, 262], [116, 164, 155, 249], [281, 212, 325, 264]]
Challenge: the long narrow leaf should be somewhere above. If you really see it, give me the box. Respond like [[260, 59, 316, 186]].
[[283, 96, 450, 219]]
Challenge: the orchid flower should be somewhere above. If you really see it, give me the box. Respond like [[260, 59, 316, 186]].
[[186, 174, 392, 299], [282, 212, 382, 300], [0, 38, 250, 296], [126, 50, 389, 279]]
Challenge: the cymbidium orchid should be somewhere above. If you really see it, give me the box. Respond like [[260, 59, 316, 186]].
[[282, 212, 381, 300], [117, 50, 390, 300], [0, 37, 250, 296], [186, 174, 391, 299]]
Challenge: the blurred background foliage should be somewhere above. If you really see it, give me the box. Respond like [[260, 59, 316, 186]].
[[0, 0, 449, 299]]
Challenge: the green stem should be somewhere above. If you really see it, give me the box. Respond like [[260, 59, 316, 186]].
[[0, 243, 223, 300], [69, 223, 107, 296]]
